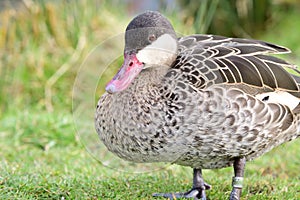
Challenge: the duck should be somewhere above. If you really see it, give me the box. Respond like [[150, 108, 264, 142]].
[[95, 11, 300, 200]]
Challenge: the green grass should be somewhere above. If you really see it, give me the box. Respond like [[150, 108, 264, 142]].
[[1, 1, 300, 199], [1, 109, 299, 199]]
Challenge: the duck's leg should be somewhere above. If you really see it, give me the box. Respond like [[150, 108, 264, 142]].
[[153, 168, 211, 200], [229, 157, 246, 200]]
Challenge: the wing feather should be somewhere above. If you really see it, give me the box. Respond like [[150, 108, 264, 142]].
[[176, 34, 300, 94]]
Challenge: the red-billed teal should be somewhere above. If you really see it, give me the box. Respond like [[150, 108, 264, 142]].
[[95, 11, 300, 200]]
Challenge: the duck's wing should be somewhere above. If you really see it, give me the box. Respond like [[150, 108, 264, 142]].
[[173, 34, 300, 97]]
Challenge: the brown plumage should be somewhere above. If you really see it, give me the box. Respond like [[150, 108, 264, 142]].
[[95, 11, 300, 200]]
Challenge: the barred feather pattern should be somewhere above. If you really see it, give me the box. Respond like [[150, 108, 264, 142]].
[[174, 34, 299, 92], [95, 34, 300, 169]]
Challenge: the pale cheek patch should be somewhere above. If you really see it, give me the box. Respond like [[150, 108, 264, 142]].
[[136, 34, 177, 66], [256, 91, 300, 110]]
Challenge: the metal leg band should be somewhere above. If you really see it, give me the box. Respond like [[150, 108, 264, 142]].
[[232, 177, 243, 189]]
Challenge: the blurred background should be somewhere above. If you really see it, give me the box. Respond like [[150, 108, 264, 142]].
[[0, 0, 300, 199], [1, 0, 300, 114]]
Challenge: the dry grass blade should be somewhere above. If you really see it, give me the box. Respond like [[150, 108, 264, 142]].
[[45, 33, 86, 112]]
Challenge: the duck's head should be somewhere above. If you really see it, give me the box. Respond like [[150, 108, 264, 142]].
[[106, 11, 178, 93]]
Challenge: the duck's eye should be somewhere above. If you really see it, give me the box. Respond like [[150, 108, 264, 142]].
[[148, 34, 156, 42]]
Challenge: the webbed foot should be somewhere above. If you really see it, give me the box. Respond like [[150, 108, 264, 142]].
[[153, 169, 211, 199]]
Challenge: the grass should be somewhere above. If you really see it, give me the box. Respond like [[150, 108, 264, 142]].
[[0, 1, 300, 199], [1, 109, 299, 199]]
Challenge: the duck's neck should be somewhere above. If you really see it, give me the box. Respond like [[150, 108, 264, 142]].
[[132, 65, 170, 88]]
